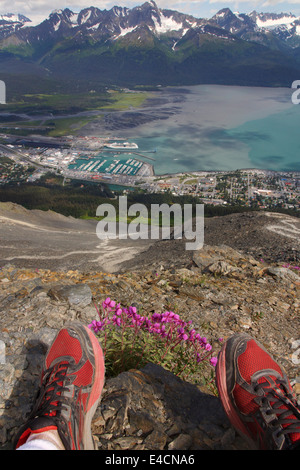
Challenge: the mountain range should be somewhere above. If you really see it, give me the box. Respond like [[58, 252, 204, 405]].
[[1, 1, 300, 90]]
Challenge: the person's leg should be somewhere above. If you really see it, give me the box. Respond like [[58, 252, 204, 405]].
[[16, 429, 65, 450], [216, 332, 300, 450], [14, 322, 105, 450]]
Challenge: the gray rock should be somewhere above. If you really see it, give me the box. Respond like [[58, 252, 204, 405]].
[[91, 363, 242, 450], [193, 245, 245, 271], [207, 260, 239, 276], [48, 284, 92, 307], [267, 267, 300, 284], [168, 433, 193, 450]]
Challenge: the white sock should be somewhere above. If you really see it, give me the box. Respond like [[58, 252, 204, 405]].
[[17, 430, 65, 451]]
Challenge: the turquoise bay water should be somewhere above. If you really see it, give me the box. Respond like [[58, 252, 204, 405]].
[[114, 85, 300, 175], [227, 106, 300, 172]]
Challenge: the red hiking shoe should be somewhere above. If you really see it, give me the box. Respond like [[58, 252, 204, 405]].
[[14, 322, 105, 450], [216, 333, 300, 450]]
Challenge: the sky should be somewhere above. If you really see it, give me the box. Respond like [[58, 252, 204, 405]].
[[2, 0, 300, 25]]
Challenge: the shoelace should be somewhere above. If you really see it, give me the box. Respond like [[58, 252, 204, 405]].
[[254, 377, 300, 444], [31, 362, 71, 418]]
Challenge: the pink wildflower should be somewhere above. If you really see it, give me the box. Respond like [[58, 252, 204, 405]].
[[210, 357, 218, 367]]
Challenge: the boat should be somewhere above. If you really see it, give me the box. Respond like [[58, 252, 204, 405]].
[[104, 141, 138, 150]]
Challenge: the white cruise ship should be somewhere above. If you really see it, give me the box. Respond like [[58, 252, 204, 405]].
[[105, 141, 138, 150]]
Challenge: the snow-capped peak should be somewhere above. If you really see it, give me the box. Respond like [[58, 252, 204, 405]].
[[0, 13, 31, 24], [215, 11, 226, 19], [51, 9, 63, 16]]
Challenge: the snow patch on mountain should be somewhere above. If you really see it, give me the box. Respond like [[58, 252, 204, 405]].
[[256, 15, 297, 29], [152, 13, 183, 34], [80, 10, 92, 24], [53, 18, 61, 32], [69, 13, 79, 27], [233, 12, 245, 21], [0, 12, 32, 38], [215, 11, 226, 19], [0, 13, 29, 24], [113, 25, 139, 40]]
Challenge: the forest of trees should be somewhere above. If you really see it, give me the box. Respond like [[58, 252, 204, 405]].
[[0, 179, 298, 221]]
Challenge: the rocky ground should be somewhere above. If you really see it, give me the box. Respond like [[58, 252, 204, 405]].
[[1, 202, 299, 273], [121, 211, 300, 272], [0, 241, 299, 450], [0, 201, 154, 273]]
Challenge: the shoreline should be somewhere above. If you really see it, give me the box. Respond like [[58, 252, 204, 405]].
[[1, 85, 299, 175]]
